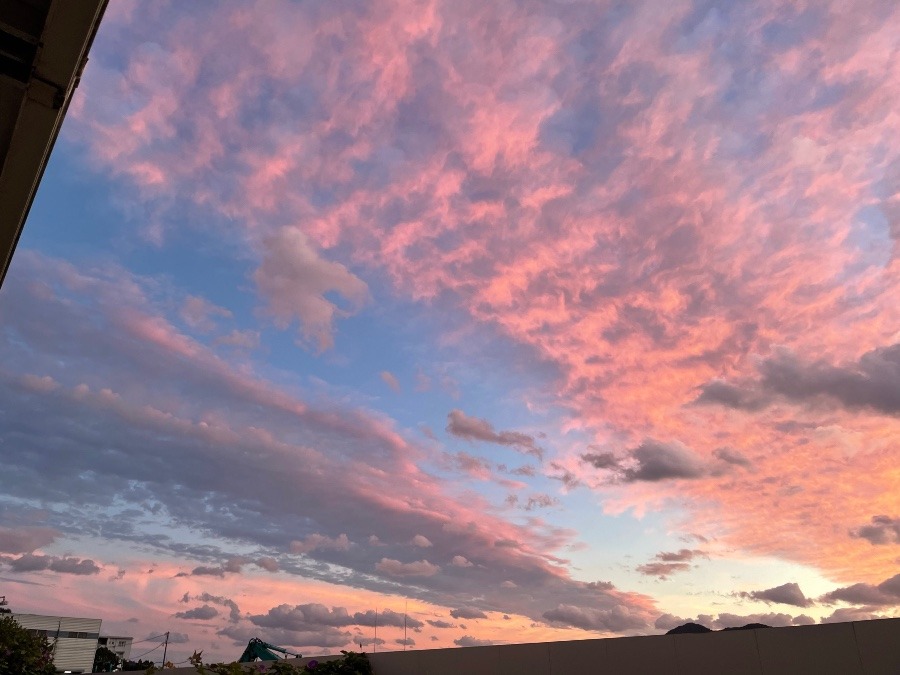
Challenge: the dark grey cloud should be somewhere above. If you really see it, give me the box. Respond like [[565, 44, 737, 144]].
[[250, 604, 352, 631], [624, 442, 707, 481], [739, 582, 813, 608], [182, 593, 241, 623], [449, 607, 487, 620], [582, 443, 696, 481], [586, 581, 615, 591], [5, 553, 100, 575], [582, 440, 747, 483], [249, 604, 424, 632], [635, 562, 691, 578], [0, 527, 58, 554], [850, 516, 900, 545], [426, 619, 455, 629], [6, 554, 49, 572], [48, 557, 102, 575], [174, 605, 219, 620], [819, 573, 900, 607], [656, 549, 704, 562], [187, 565, 227, 577], [759, 345, 900, 415], [351, 609, 423, 629], [694, 381, 767, 411], [446, 410, 543, 460], [454, 635, 493, 647], [820, 607, 887, 623], [695, 344, 900, 416], [580, 451, 619, 470], [218, 623, 352, 650], [636, 549, 705, 579], [543, 604, 647, 632]]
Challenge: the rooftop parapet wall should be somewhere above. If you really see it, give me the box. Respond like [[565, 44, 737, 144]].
[[164, 617, 900, 675]]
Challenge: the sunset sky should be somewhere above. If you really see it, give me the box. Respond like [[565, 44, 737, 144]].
[[1, 0, 899, 665]]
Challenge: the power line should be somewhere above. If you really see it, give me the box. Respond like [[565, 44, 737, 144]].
[[132, 642, 163, 661], [131, 633, 169, 645]]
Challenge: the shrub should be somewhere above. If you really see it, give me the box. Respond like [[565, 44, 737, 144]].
[[0, 615, 56, 675], [181, 650, 372, 675]]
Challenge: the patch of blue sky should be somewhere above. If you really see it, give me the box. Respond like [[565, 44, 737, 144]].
[[844, 206, 893, 273]]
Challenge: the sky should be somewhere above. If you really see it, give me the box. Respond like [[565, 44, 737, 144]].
[[1, 0, 899, 665]]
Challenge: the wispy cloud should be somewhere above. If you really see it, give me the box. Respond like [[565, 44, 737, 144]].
[[447, 409, 543, 460]]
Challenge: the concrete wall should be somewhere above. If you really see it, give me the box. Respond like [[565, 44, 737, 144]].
[[165, 618, 900, 675]]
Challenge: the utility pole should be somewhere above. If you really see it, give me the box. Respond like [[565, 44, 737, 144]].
[[403, 600, 408, 651], [53, 619, 61, 660], [373, 608, 377, 654], [161, 631, 169, 667]]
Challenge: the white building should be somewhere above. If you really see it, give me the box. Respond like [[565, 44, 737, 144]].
[[12, 613, 102, 673], [98, 634, 133, 664]]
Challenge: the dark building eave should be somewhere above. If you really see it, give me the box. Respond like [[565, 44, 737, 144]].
[[0, 0, 108, 288]]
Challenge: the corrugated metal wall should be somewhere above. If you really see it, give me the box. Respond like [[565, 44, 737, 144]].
[[12, 613, 101, 673]]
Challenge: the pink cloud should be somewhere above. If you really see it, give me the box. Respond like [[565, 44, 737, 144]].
[[290, 534, 352, 555], [254, 229, 368, 350], [180, 295, 232, 333], [381, 371, 402, 393], [376, 558, 440, 577], [411, 535, 433, 548], [215, 329, 261, 350], [38, 0, 900, 637]]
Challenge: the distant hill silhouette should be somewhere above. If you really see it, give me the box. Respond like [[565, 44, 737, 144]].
[[666, 623, 712, 634], [721, 623, 771, 631], [666, 622, 771, 635]]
